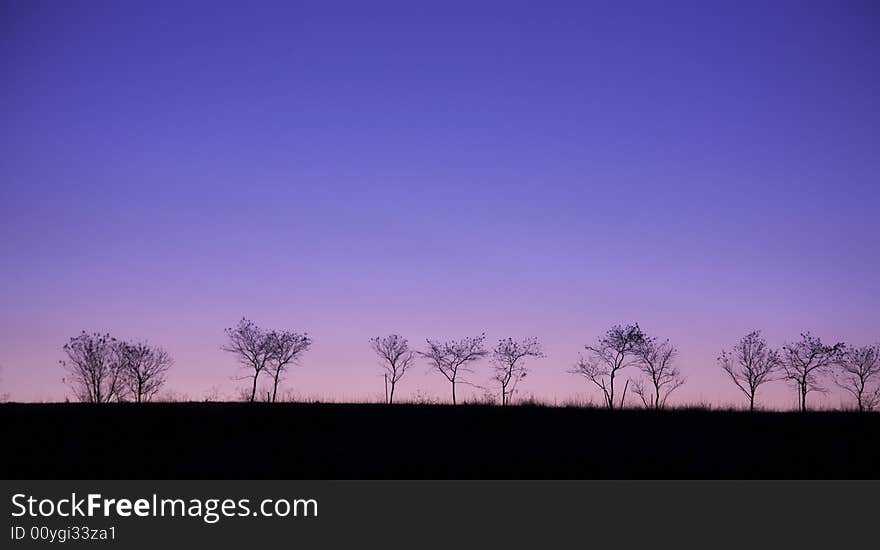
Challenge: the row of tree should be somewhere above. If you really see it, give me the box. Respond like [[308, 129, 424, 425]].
[[372, 333, 544, 406], [221, 319, 312, 403], [720, 330, 879, 412], [57, 320, 880, 411], [60, 332, 172, 404]]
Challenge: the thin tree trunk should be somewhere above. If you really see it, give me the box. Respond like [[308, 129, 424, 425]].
[[608, 373, 615, 410], [452, 380, 456, 405], [250, 373, 259, 403], [389, 381, 395, 405], [271, 374, 280, 403]]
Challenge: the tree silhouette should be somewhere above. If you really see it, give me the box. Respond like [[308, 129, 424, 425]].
[[781, 332, 844, 412], [222, 318, 273, 403], [265, 330, 312, 403], [119, 341, 173, 403], [571, 323, 645, 409], [719, 331, 781, 411], [61, 331, 125, 403], [491, 337, 544, 406], [633, 336, 684, 409], [419, 334, 487, 405], [834, 344, 880, 412], [371, 334, 415, 404]]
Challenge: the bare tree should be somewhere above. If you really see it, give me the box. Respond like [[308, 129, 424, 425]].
[[718, 330, 781, 411], [633, 336, 684, 409], [419, 334, 488, 405], [60, 331, 125, 403], [371, 334, 415, 404], [118, 341, 173, 403], [222, 318, 273, 403], [570, 323, 645, 409], [491, 337, 544, 406], [265, 330, 312, 403], [781, 332, 844, 412], [834, 344, 880, 412]]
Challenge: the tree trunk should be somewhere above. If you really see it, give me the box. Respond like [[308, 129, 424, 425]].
[[749, 393, 755, 412], [800, 382, 807, 412], [271, 374, 280, 403], [249, 374, 259, 403], [608, 373, 615, 410], [451, 381, 457, 405], [389, 382, 395, 405]]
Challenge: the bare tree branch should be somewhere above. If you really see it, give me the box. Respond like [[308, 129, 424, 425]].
[[118, 341, 173, 403], [265, 329, 312, 403], [371, 334, 415, 404], [222, 318, 273, 403], [718, 330, 780, 411], [634, 335, 684, 410], [781, 332, 844, 412], [834, 343, 880, 412], [569, 323, 645, 409], [60, 332, 125, 403], [491, 337, 544, 406], [419, 334, 488, 405]]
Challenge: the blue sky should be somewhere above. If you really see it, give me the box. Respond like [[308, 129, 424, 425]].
[[1, 1, 878, 406]]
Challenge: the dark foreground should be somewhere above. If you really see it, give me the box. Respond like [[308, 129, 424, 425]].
[[1, 403, 878, 479]]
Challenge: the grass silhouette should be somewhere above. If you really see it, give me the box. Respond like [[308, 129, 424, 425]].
[[1, 402, 877, 479]]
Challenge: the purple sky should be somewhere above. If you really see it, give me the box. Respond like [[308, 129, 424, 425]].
[[1, 1, 878, 408]]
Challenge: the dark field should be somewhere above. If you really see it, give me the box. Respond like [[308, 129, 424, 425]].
[[1, 402, 878, 479]]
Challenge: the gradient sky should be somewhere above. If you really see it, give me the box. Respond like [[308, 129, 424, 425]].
[[1, 0, 878, 408]]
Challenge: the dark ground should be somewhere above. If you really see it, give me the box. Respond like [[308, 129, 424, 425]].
[[1, 402, 877, 479]]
